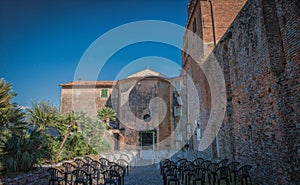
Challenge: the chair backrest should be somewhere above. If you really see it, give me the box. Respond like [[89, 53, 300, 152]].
[[102, 169, 120, 181], [228, 161, 240, 172], [210, 162, 219, 172], [238, 165, 252, 177], [74, 158, 85, 168], [120, 154, 130, 162], [82, 163, 97, 174], [108, 161, 118, 167], [193, 157, 204, 166], [218, 159, 229, 167], [165, 166, 179, 177], [72, 169, 90, 183], [194, 165, 207, 178], [84, 156, 93, 164], [62, 162, 76, 172], [217, 166, 230, 178], [201, 160, 212, 170], [99, 157, 110, 166], [47, 167, 64, 179], [110, 164, 125, 177], [176, 158, 188, 167], [116, 158, 129, 167]]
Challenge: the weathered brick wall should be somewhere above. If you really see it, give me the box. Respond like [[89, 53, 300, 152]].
[[210, 0, 300, 184], [183, 0, 299, 184], [186, 0, 246, 47]]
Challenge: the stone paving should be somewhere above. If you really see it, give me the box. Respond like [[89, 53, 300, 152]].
[[124, 159, 163, 185]]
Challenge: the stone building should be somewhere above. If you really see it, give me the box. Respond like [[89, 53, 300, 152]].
[[183, 0, 299, 184], [60, 81, 114, 119], [60, 69, 187, 159]]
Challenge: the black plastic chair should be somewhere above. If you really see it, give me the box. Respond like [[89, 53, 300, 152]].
[[160, 159, 171, 175], [237, 165, 252, 185], [116, 158, 129, 175], [102, 169, 120, 185], [110, 164, 125, 185], [228, 161, 240, 185], [72, 169, 91, 185], [90, 160, 107, 184], [47, 167, 66, 185], [62, 162, 76, 184], [82, 163, 98, 185], [193, 165, 207, 185], [216, 166, 230, 185], [165, 166, 180, 185], [183, 169, 195, 185]]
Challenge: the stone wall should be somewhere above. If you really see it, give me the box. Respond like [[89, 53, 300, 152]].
[[115, 77, 175, 150], [0, 170, 50, 185], [60, 83, 113, 119], [209, 0, 299, 184]]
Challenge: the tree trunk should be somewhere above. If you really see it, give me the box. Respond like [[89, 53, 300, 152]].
[[55, 121, 75, 162]]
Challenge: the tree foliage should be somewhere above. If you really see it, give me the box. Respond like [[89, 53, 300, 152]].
[[97, 107, 116, 129], [0, 78, 111, 174]]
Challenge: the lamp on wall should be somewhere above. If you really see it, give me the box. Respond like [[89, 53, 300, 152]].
[[195, 120, 201, 141]]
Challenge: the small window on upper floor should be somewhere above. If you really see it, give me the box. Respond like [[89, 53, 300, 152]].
[[100, 88, 108, 98], [193, 17, 197, 33]]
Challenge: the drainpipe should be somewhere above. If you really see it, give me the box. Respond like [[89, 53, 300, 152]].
[[209, 0, 216, 46]]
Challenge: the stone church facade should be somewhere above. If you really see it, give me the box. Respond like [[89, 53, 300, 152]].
[[60, 69, 187, 155]]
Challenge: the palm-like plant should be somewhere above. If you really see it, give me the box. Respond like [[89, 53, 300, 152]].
[[0, 78, 15, 109], [97, 107, 116, 129], [0, 79, 25, 148], [55, 111, 90, 161], [0, 79, 25, 134], [1, 129, 51, 172], [0, 79, 48, 172], [27, 101, 62, 132]]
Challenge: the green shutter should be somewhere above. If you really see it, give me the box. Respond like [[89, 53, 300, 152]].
[[101, 88, 108, 98]]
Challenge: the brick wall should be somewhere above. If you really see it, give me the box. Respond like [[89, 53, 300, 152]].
[[208, 0, 299, 184], [186, 0, 246, 47]]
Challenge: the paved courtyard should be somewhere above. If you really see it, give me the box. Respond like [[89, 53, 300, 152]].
[[124, 160, 162, 185]]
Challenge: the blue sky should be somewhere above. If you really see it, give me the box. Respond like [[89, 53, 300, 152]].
[[0, 0, 189, 107]]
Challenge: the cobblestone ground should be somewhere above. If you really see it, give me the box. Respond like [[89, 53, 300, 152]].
[[124, 160, 163, 185]]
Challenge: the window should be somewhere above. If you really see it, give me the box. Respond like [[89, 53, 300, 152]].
[[193, 18, 197, 33], [100, 88, 108, 98], [173, 106, 182, 117]]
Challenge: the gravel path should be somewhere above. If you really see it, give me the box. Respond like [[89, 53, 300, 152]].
[[124, 160, 163, 185]]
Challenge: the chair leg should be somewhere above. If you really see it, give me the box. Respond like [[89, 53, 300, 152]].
[[234, 174, 237, 185], [226, 179, 230, 185], [249, 177, 253, 185]]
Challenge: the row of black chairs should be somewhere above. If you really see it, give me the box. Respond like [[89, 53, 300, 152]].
[[48, 156, 130, 185], [160, 158, 252, 185]]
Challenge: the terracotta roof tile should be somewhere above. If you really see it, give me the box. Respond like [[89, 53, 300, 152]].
[[60, 81, 115, 87]]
